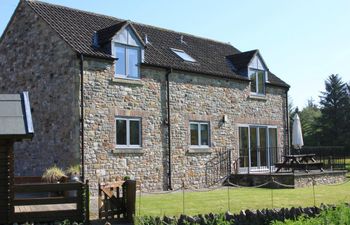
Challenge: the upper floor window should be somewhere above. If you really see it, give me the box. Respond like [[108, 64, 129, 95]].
[[249, 69, 265, 95], [112, 26, 143, 79], [249, 54, 267, 95], [190, 121, 210, 147], [115, 44, 140, 79]]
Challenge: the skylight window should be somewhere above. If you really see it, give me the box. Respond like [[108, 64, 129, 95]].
[[171, 48, 196, 62]]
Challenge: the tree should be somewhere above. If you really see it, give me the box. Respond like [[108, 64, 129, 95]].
[[318, 74, 348, 146], [299, 98, 321, 146]]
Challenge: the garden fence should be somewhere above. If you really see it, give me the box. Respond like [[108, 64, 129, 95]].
[[136, 175, 350, 217], [291, 146, 347, 170]]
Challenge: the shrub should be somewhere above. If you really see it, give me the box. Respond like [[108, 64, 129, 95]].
[[66, 164, 81, 177], [42, 165, 67, 183], [272, 204, 350, 225]]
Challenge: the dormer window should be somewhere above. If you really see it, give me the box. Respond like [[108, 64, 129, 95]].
[[115, 45, 140, 79], [112, 25, 144, 79], [171, 48, 196, 62], [248, 54, 267, 95], [249, 69, 265, 95]]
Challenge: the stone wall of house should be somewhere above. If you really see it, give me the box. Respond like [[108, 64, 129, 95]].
[[83, 58, 288, 196], [168, 72, 287, 190], [83, 60, 169, 196], [0, 2, 81, 176]]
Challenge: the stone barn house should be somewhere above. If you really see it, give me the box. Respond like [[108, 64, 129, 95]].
[[0, 0, 290, 195]]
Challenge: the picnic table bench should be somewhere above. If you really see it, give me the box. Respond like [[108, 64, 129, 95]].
[[275, 154, 324, 173]]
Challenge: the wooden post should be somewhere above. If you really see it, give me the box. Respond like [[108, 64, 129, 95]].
[[124, 180, 136, 222], [98, 182, 102, 219], [84, 180, 90, 225], [0, 141, 13, 225]]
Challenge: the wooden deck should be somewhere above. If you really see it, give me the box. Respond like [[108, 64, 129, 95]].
[[15, 203, 76, 213]]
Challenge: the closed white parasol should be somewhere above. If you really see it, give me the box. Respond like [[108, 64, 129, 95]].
[[292, 114, 304, 149]]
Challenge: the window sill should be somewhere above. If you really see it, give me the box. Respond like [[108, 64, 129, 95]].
[[249, 94, 267, 101], [113, 148, 144, 154], [110, 77, 143, 86], [187, 148, 212, 154]]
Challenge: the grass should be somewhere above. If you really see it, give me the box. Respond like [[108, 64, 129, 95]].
[[137, 180, 350, 216], [345, 158, 350, 171]]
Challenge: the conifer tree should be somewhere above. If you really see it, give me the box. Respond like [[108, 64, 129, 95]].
[[318, 74, 348, 146]]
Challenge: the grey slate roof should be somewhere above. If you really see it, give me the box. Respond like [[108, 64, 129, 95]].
[[26, 1, 289, 88], [0, 92, 34, 140], [226, 50, 258, 72]]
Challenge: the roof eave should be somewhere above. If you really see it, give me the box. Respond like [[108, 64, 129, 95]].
[[78, 52, 116, 61], [0, 133, 34, 141], [142, 63, 250, 82], [266, 82, 290, 90]]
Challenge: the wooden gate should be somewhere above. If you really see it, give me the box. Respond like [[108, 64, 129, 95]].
[[98, 180, 136, 222]]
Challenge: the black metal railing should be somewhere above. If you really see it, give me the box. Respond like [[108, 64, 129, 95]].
[[237, 147, 288, 173], [205, 148, 232, 187], [291, 146, 347, 170], [236, 146, 347, 174]]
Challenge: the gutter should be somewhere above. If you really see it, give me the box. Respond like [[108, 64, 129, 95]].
[[166, 68, 173, 190], [142, 63, 250, 82], [79, 54, 85, 181], [285, 89, 290, 154]]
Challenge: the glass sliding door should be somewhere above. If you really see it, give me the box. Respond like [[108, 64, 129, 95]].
[[259, 127, 267, 168], [268, 128, 278, 166], [239, 127, 249, 168], [238, 125, 278, 173], [250, 127, 258, 167]]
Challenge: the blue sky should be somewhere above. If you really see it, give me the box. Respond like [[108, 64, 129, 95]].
[[1, 0, 349, 109]]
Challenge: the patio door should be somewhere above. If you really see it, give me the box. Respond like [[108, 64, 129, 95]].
[[239, 126, 278, 173], [250, 127, 268, 169]]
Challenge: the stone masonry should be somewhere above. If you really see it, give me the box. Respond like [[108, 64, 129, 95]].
[[82, 58, 288, 194], [0, 2, 81, 176]]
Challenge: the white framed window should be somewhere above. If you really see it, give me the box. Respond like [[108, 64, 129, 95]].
[[114, 44, 140, 79], [248, 54, 267, 95], [112, 26, 142, 79], [190, 121, 210, 147], [171, 48, 196, 62], [116, 117, 141, 148], [249, 69, 266, 95]]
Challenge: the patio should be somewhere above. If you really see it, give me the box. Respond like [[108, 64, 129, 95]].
[[231, 145, 348, 188]]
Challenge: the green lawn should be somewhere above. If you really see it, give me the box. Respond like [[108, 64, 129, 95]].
[[137, 181, 350, 216], [346, 158, 350, 171]]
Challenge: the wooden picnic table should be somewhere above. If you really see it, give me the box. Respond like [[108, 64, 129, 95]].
[[275, 154, 324, 173]]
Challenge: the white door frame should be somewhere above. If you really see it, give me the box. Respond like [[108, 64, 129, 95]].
[[238, 124, 278, 173]]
